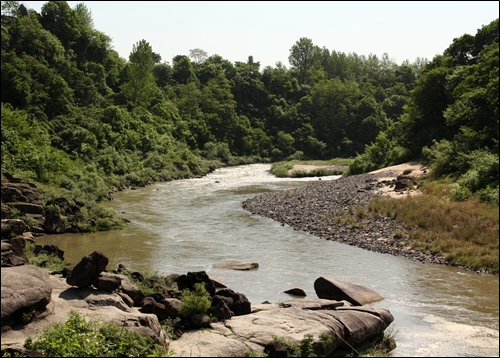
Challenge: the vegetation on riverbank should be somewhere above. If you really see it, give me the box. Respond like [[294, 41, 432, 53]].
[[270, 158, 352, 177], [342, 177, 499, 274], [1, 3, 497, 267]]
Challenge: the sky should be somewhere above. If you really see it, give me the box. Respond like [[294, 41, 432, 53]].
[[20, 1, 500, 69]]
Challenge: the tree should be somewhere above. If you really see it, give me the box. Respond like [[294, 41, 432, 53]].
[[288, 37, 320, 83], [121, 39, 158, 107], [189, 48, 208, 66], [172, 55, 198, 84]]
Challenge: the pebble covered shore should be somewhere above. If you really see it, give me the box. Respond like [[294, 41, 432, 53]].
[[242, 172, 449, 266]]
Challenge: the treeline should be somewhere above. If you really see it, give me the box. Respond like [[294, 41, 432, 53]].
[[1, 1, 498, 231], [348, 18, 499, 205]]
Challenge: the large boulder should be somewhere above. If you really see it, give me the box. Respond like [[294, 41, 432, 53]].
[[1, 265, 52, 324], [314, 277, 384, 306], [66, 251, 108, 288]]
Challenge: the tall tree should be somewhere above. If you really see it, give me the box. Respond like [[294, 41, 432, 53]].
[[121, 39, 157, 108], [288, 37, 320, 83]]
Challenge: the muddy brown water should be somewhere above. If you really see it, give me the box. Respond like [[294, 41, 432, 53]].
[[37, 164, 499, 357]]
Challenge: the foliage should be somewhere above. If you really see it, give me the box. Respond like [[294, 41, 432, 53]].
[[1, 2, 497, 234], [179, 282, 211, 317], [123, 270, 178, 297], [24, 241, 69, 272], [23, 310, 172, 357], [347, 18, 498, 206]]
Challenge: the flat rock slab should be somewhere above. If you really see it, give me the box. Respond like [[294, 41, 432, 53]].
[[213, 261, 259, 270], [314, 277, 384, 306]]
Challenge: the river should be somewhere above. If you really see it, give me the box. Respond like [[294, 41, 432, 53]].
[[37, 164, 499, 357]]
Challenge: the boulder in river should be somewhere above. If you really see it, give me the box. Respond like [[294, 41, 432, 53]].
[[314, 277, 384, 306], [214, 261, 259, 271]]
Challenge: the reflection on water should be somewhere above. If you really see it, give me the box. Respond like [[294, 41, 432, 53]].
[[37, 164, 499, 357]]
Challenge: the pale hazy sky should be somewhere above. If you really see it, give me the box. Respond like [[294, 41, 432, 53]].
[[21, 1, 499, 69]]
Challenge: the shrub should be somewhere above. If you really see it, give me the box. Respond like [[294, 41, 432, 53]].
[[23, 310, 172, 357], [179, 282, 211, 317], [25, 241, 69, 272]]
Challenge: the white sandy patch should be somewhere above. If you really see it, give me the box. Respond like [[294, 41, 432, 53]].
[[369, 162, 429, 199]]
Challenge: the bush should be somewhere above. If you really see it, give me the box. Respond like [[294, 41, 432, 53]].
[[25, 242, 69, 272], [179, 282, 211, 317], [23, 310, 172, 357]]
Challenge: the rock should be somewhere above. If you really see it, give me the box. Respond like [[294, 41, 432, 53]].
[[33, 244, 64, 260], [66, 251, 109, 288], [9, 236, 26, 258], [43, 214, 66, 234], [215, 288, 251, 316], [176, 271, 216, 297], [117, 292, 134, 308], [284, 288, 307, 297], [10, 203, 43, 215], [314, 277, 384, 306], [208, 299, 233, 322], [1, 265, 52, 324], [163, 297, 182, 319], [0, 273, 170, 349], [214, 261, 259, 271], [91, 273, 121, 293], [140, 296, 168, 321], [116, 274, 144, 306], [210, 277, 227, 288], [188, 313, 211, 329], [1, 219, 29, 239], [264, 339, 288, 357], [169, 299, 394, 357]]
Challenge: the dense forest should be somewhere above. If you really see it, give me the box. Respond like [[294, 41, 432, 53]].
[[1, 1, 498, 233]]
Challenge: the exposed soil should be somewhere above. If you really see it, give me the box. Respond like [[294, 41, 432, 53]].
[[243, 162, 454, 268]]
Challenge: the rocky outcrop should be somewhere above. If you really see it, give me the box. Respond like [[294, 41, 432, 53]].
[[1, 246, 395, 357], [1, 173, 87, 235], [1, 265, 52, 324], [169, 299, 394, 357], [1, 271, 169, 349]]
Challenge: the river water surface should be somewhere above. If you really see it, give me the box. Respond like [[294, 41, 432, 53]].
[[38, 164, 499, 357]]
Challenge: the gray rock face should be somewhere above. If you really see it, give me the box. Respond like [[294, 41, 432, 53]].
[[314, 277, 384, 306], [1, 265, 52, 323]]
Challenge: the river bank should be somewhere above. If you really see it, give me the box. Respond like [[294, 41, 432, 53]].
[[242, 163, 458, 269]]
